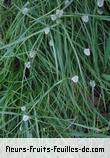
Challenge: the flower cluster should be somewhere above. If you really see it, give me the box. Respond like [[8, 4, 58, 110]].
[[21, 3, 96, 93], [21, 106, 29, 122], [71, 76, 96, 90], [29, 51, 35, 58], [24, 51, 36, 69], [90, 80, 96, 88], [25, 61, 31, 69], [44, 27, 50, 35], [23, 114, 29, 122], [51, 9, 64, 21], [82, 15, 89, 23], [97, 0, 104, 7], [22, 7, 29, 15], [97, 0, 104, 14], [84, 48, 91, 56], [21, 106, 26, 112], [71, 75, 79, 83]]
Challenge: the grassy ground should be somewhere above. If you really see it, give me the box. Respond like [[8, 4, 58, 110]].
[[0, 0, 110, 138]]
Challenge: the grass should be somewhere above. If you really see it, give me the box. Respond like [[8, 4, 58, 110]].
[[0, 0, 110, 138]]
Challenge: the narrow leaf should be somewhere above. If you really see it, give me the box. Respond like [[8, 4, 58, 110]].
[[105, 34, 110, 66], [102, 74, 110, 81]]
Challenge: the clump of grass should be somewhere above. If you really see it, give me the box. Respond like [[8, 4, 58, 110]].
[[0, 0, 110, 138]]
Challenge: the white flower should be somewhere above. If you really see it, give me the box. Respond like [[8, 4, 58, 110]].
[[29, 51, 35, 58], [56, 9, 64, 18], [44, 27, 50, 35], [71, 75, 79, 83], [51, 14, 57, 21], [23, 114, 29, 122], [82, 15, 89, 23], [22, 7, 29, 15], [21, 106, 26, 112], [84, 48, 91, 56], [25, 61, 31, 69], [97, 0, 104, 7], [49, 40, 54, 47], [90, 80, 96, 88]]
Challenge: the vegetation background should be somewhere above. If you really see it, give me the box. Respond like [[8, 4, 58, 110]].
[[0, 0, 110, 138]]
